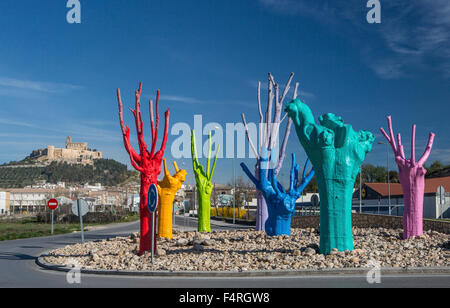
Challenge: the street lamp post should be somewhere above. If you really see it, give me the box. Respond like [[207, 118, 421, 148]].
[[359, 170, 362, 214], [379, 141, 391, 215], [232, 158, 236, 224]]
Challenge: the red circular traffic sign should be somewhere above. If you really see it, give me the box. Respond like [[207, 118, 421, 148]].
[[47, 198, 59, 210]]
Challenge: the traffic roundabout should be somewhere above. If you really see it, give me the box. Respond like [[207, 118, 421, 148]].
[[37, 228, 449, 276]]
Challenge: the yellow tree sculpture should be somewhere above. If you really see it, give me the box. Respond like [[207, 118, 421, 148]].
[[157, 159, 187, 239]]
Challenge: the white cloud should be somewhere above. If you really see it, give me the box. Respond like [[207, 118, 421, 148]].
[[375, 1, 450, 78], [0, 118, 37, 128], [258, 0, 450, 79], [0, 77, 82, 94], [429, 148, 450, 164], [368, 60, 405, 80], [159, 95, 204, 104]]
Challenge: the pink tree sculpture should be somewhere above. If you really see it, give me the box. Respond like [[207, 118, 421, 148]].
[[380, 116, 435, 239], [117, 82, 170, 255]]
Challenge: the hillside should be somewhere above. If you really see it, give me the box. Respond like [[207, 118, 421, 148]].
[[0, 159, 137, 188]]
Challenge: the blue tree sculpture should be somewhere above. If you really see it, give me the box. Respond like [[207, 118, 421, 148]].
[[241, 148, 315, 236]]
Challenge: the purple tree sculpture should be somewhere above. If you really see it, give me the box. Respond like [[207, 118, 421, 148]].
[[380, 116, 435, 239], [241, 73, 297, 231]]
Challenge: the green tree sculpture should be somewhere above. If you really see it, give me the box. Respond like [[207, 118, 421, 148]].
[[191, 130, 220, 232], [285, 99, 374, 254]]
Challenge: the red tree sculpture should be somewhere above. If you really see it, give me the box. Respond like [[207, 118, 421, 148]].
[[117, 82, 170, 255]]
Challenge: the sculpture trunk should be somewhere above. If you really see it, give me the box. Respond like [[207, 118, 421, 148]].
[[265, 210, 292, 236], [158, 193, 176, 239], [139, 177, 157, 254], [317, 175, 354, 254], [255, 192, 268, 231], [157, 159, 187, 240], [399, 171, 425, 239], [197, 190, 212, 232]]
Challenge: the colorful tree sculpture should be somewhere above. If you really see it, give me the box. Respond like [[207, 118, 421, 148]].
[[117, 82, 169, 255], [241, 148, 314, 236], [241, 73, 297, 231], [157, 159, 187, 239], [380, 116, 435, 239], [285, 99, 374, 254], [191, 130, 220, 232]]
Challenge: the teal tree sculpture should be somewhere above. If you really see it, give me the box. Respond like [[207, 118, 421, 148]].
[[285, 99, 374, 254]]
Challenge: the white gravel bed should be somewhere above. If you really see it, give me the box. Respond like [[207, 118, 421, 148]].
[[43, 228, 449, 272]]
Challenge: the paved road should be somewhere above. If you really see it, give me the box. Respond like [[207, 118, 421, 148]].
[[0, 217, 448, 288]]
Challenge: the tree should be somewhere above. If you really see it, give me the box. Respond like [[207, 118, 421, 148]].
[[157, 159, 187, 239], [191, 131, 220, 232], [354, 164, 400, 189], [286, 99, 374, 254], [117, 82, 170, 255], [242, 150, 314, 236], [426, 161, 445, 175], [380, 116, 434, 239], [240, 73, 296, 231]]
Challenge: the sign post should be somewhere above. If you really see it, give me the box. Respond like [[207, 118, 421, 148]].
[[47, 198, 59, 234], [72, 199, 89, 244], [147, 184, 159, 264]]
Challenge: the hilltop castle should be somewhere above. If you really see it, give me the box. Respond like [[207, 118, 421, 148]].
[[30, 136, 102, 165]]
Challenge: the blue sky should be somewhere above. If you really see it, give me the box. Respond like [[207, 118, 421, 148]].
[[0, 0, 449, 186]]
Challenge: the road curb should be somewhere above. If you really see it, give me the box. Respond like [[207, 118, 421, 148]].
[[36, 255, 450, 277]]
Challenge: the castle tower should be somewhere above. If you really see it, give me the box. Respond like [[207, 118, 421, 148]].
[[66, 136, 72, 149], [48, 145, 55, 159]]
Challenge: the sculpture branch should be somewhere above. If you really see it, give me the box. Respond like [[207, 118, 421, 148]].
[[242, 113, 259, 159], [117, 89, 141, 164], [156, 109, 170, 158], [149, 100, 155, 146], [418, 133, 435, 166], [153, 90, 160, 150], [257, 81, 264, 152]]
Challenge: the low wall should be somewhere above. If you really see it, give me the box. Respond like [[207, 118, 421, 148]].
[[292, 214, 450, 234]]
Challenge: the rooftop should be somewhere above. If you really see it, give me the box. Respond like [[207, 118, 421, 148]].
[[365, 176, 450, 197]]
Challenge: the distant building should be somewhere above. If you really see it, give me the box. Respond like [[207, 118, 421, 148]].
[[5, 188, 67, 214], [30, 136, 102, 165], [0, 186, 129, 215], [0, 192, 9, 215], [353, 176, 450, 219]]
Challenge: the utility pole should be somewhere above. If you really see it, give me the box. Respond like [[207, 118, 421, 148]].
[[193, 185, 196, 214], [379, 141, 391, 214]]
